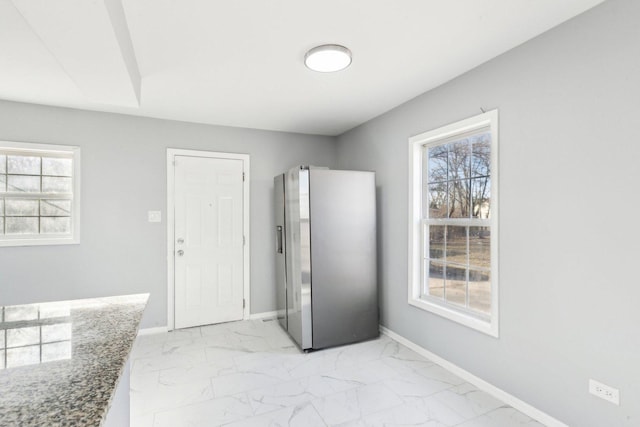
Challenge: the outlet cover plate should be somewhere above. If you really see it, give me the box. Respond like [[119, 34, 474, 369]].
[[589, 379, 619, 405]]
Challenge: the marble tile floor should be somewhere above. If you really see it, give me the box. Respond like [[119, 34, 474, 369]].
[[130, 319, 545, 427]]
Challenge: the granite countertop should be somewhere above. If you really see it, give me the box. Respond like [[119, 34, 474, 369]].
[[0, 294, 149, 426]]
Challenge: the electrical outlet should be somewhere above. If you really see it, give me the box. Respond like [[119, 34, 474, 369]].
[[589, 379, 619, 405]]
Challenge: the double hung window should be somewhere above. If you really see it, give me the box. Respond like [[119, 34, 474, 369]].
[[409, 111, 498, 336], [0, 141, 80, 246]]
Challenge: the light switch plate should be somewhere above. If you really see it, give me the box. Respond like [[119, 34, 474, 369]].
[[148, 211, 162, 223]]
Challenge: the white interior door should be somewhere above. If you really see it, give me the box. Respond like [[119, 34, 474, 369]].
[[174, 155, 244, 329]]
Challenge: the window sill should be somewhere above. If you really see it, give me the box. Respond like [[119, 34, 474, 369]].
[[408, 296, 499, 338], [0, 236, 79, 247]]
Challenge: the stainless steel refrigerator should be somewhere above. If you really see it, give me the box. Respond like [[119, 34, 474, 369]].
[[274, 166, 378, 351]]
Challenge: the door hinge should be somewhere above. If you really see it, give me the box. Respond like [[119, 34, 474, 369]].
[[243, 299, 246, 308], [242, 172, 245, 181], [243, 235, 246, 245]]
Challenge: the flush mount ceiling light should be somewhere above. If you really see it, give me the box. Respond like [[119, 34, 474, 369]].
[[304, 44, 352, 73]]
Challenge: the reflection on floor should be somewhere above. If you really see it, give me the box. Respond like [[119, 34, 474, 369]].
[[130, 319, 544, 426]]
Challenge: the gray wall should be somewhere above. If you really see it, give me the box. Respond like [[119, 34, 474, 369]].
[[335, 0, 639, 426], [0, 101, 336, 328]]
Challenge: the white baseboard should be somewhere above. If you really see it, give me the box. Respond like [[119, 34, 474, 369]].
[[137, 326, 169, 336], [380, 326, 568, 427], [248, 310, 278, 320], [138, 313, 276, 336]]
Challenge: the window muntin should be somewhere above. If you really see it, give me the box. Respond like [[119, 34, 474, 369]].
[[0, 142, 80, 246], [408, 110, 498, 337]]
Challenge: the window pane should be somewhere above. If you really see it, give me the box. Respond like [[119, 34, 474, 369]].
[[448, 180, 470, 218], [445, 265, 466, 307], [429, 225, 445, 260], [427, 261, 445, 300], [0, 198, 4, 214], [427, 182, 447, 218], [42, 323, 72, 343], [469, 227, 490, 269], [7, 326, 40, 347], [42, 177, 72, 193], [471, 134, 491, 178], [41, 200, 72, 217], [448, 141, 470, 181], [469, 269, 491, 315], [428, 145, 448, 183], [0, 175, 5, 192], [7, 346, 40, 368], [5, 199, 39, 216], [0, 217, 3, 235], [0, 155, 5, 174], [39, 302, 70, 319], [7, 156, 40, 175], [6, 217, 38, 234], [4, 305, 38, 321], [41, 217, 71, 234], [42, 158, 72, 177], [42, 341, 72, 362], [7, 175, 40, 192], [446, 226, 467, 265], [471, 177, 491, 219]]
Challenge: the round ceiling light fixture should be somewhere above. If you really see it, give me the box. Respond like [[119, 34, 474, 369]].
[[304, 44, 352, 73]]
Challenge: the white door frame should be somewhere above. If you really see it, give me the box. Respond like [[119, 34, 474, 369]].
[[167, 148, 250, 330]]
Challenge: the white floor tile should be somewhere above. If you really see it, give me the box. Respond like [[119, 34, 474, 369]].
[[131, 413, 155, 427], [131, 347, 207, 374], [302, 374, 364, 397], [130, 370, 160, 392], [158, 358, 236, 386], [379, 371, 456, 399], [327, 357, 412, 385], [339, 403, 448, 427], [212, 371, 288, 397], [246, 373, 362, 416], [407, 383, 505, 426], [311, 384, 404, 425], [433, 383, 504, 419], [455, 406, 546, 427], [222, 402, 327, 427], [130, 320, 546, 427], [415, 364, 468, 387], [131, 377, 214, 417], [152, 394, 254, 427]]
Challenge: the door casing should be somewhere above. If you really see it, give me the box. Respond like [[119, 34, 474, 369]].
[[167, 148, 250, 331]]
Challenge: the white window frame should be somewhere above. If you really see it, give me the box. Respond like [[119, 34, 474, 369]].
[[0, 141, 81, 247], [408, 110, 499, 337]]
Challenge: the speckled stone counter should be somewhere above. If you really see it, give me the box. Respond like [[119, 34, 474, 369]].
[[0, 294, 149, 426]]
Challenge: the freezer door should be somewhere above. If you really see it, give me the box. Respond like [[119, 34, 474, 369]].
[[274, 174, 287, 331], [309, 169, 378, 349], [284, 167, 313, 349]]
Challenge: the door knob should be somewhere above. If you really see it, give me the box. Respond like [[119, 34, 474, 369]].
[[177, 250, 184, 256]]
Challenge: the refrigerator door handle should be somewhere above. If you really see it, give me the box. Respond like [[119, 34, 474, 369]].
[[276, 226, 283, 253]]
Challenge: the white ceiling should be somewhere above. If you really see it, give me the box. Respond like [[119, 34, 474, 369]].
[[0, 0, 605, 136]]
